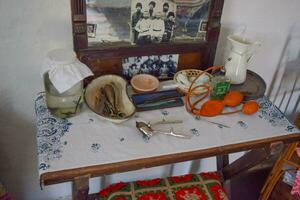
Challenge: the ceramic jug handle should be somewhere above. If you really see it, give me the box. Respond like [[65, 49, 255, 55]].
[[247, 42, 261, 63]]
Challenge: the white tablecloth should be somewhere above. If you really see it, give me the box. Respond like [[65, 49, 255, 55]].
[[35, 93, 298, 175]]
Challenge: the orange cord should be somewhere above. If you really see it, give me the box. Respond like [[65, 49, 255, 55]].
[[184, 66, 262, 118], [184, 66, 248, 116], [185, 66, 224, 115], [184, 84, 210, 114]]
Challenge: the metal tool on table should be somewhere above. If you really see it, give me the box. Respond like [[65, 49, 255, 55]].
[[150, 118, 183, 126], [197, 117, 230, 128], [136, 119, 191, 139]]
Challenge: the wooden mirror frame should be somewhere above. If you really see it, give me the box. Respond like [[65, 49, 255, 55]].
[[70, 0, 225, 75]]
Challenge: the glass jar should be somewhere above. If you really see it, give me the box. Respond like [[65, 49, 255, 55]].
[[43, 72, 83, 118], [210, 76, 231, 100]]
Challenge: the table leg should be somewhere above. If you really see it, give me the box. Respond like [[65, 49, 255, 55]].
[[221, 148, 271, 180], [72, 174, 91, 200], [223, 179, 232, 199], [217, 155, 230, 198], [217, 154, 229, 171]]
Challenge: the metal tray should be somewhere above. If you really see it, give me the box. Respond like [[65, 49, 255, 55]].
[[230, 70, 266, 101]]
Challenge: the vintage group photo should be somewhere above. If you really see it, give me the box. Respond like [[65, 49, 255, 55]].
[[85, 0, 211, 45], [131, 0, 177, 44], [122, 54, 179, 79]]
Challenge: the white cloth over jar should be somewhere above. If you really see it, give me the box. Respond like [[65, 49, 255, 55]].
[[43, 49, 94, 93]]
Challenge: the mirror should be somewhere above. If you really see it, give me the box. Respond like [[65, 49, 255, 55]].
[[71, 0, 225, 71], [86, 0, 211, 46], [86, 0, 131, 45]]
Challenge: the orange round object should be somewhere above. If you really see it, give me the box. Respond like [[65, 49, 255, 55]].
[[197, 100, 225, 117], [223, 91, 244, 107], [242, 101, 260, 115]]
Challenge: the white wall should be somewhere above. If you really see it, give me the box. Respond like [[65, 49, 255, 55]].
[[215, 0, 300, 91], [0, 0, 74, 199], [0, 0, 299, 199]]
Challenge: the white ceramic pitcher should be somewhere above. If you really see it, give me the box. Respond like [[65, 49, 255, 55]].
[[225, 34, 260, 84]]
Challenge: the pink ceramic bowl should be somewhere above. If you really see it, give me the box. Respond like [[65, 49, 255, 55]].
[[130, 74, 159, 93]]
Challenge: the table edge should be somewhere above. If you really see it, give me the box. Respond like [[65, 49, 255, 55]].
[[41, 132, 300, 185]]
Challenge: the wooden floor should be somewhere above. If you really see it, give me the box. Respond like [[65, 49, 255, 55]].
[[229, 168, 271, 200], [229, 167, 300, 200]]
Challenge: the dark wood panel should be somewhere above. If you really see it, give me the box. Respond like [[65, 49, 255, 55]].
[[81, 52, 204, 81], [84, 57, 123, 77], [178, 52, 203, 71], [79, 41, 208, 60]]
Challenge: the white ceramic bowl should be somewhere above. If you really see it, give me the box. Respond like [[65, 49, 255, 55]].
[[174, 69, 212, 95], [85, 75, 136, 123]]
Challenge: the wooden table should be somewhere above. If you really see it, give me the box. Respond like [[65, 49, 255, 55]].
[[35, 93, 300, 199]]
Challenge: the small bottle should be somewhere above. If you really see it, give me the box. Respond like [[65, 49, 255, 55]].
[[43, 49, 93, 118], [210, 76, 231, 100]]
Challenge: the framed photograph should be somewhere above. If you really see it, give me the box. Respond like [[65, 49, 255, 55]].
[[199, 20, 208, 31], [87, 23, 97, 38], [196, 19, 208, 39], [122, 54, 179, 79], [84, 0, 212, 45], [131, 0, 177, 44], [86, 0, 131, 44], [196, 31, 206, 40], [175, 0, 210, 38]]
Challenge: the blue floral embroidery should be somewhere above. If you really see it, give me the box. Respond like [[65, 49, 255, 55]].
[[35, 93, 73, 171], [91, 143, 101, 153], [286, 125, 295, 132], [257, 97, 296, 132], [39, 163, 50, 171], [190, 128, 200, 136], [161, 110, 169, 116], [238, 121, 248, 129]]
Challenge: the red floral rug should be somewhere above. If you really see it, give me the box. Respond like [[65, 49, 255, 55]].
[[98, 172, 228, 200]]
